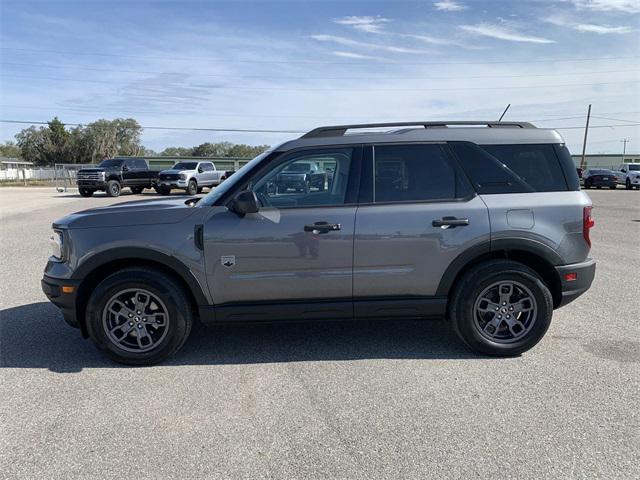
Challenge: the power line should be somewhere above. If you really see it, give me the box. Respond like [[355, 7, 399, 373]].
[[1, 73, 637, 92], [2, 47, 638, 66], [2, 119, 639, 134], [1, 61, 635, 81]]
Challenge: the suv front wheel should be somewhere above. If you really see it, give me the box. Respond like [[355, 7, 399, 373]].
[[449, 261, 553, 356], [85, 268, 193, 365]]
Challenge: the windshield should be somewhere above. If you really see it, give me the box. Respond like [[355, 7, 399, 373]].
[[98, 159, 124, 168], [198, 150, 274, 207], [590, 170, 613, 175], [628, 165, 640, 171], [172, 162, 199, 170]]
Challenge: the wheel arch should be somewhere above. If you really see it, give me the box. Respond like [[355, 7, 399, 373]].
[[74, 248, 207, 337], [437, 240, 563, 309]]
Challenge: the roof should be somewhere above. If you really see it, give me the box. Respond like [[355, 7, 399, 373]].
[[278, 121, 564, 151]]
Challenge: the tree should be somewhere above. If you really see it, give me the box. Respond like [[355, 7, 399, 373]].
[[0, 141, 21, 159]]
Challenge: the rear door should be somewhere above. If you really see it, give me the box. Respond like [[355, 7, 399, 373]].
[[203, 146, 361, 320], [353, 143, 490, 317]]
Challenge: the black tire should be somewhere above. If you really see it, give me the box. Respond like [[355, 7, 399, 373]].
[[196, 187, 203, 194], [596, 186, 601, 189], [157, 186, 171, 196], [449, 260, 553, 357], [610, 185, 617, 190], [78, 187, 94, 197], [131, 186, 144, 194], [187, 179, 198, 196], [626, 179, 632, 190], [85, 268, 193, 366], [106, 180, 121, 197]]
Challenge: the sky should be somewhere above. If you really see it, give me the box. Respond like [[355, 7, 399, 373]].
[[1, 0, 639, 154]]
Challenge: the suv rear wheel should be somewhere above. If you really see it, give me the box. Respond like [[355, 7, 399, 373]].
[[85, 268, 193, 365], [449, 260, 553, 356]]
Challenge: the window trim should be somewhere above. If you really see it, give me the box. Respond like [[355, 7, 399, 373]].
[[220, 145, 363, 210], [358, 141, 476, 206]]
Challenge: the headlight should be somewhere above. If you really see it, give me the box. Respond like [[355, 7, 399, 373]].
[[179, 174, 187, 180], [99, 171, 106, 179], [49, 230, 64, 260]]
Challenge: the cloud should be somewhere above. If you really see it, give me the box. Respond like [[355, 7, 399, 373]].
[[433, 0, 467, 11], [402, 33, 483, 49], [544, 15, 634, 34], [332, 51, 381, 60], [460, 23, 556, 43], [568, 0, 640, 13], [311, 34, 432, 54], [333, 16, 391, 34]]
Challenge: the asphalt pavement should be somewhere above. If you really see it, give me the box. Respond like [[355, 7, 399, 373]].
[[1, 187, 638, 479]]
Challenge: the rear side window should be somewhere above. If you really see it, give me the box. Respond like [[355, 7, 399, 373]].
[[483, 144, 568, 192], [373, 144, 471, 203], [134, 159, 147, 169], [450, 142, 570, 193]]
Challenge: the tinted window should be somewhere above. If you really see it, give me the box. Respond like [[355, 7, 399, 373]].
[[173, 162, 198, 170], [628, 165, 640, 171], [373, 144, 471, 203], [201, 163, 214, 171], [483, 144, 568, 192], [98, 159, 124, 168], [252, 148, 353, 208], [588, 169, 613, 175], [134, 159, 147, 169]]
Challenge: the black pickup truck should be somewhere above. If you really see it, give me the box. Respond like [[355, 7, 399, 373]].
[[76, 158, 159, 197], [274, 162, 330, 194]]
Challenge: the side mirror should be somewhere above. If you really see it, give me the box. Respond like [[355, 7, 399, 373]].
[[621, 168, 626, 173], [198, 168, 204, 173], [231, 190, 259, 215], [122, 165, 129, 171]]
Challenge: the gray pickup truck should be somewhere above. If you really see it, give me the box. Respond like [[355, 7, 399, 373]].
[[43, 121, 596, 365]]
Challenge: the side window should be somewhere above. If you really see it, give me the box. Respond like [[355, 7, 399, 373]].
[[449, 142, 532, 194], [201, 163, 213, 171], [134, 159, 147, 169], [372, 144, 471, 203], [483, 144, 569, 192], [252, 148, 353, 208]]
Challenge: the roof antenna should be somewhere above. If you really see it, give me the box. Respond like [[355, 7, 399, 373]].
[[498, 104, 511, 122]]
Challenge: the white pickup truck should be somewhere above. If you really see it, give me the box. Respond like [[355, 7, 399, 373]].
[[156, 161, 234, 195], [615, 163, 640, 190]]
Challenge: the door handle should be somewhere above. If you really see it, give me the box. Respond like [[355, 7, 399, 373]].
[[432, 216, 469, 228], [304, 221, 341, 234]]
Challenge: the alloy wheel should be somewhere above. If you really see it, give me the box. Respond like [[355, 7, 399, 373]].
[[473, 281, 538, 343], [102, 288, 170, 353]]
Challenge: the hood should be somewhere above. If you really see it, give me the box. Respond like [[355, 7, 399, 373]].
[[160, 169, 192, 174], [53, 197, 201, 229]]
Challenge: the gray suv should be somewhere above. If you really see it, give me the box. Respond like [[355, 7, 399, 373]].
[[42, 121, 596, 365]]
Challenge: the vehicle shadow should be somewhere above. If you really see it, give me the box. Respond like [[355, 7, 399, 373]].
[[0, 302, 480, 373]]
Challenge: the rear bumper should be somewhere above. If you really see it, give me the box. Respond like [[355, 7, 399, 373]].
[[41, 275, 80, 329], [555, 258, 596, 308]]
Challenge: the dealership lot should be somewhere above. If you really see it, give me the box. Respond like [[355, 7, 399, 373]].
[[1, 187, 638, 479]]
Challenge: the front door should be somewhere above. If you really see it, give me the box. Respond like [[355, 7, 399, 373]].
[[203, 146, 361, 321]]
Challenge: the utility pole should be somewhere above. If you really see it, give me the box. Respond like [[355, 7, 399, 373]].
[[621, 138, 630, 163], [580, 104, 591, 170]]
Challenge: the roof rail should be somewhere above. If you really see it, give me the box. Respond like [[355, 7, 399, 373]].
[[301, 121, 536, 138]]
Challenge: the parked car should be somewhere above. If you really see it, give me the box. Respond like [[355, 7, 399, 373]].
[[43, 121, 596, 365], [274, 161, 330, 193], [582, 169, 617, 189], [614, 163, 640, 190], [76, 158, 158, 197], [156, 161, 233, 195]]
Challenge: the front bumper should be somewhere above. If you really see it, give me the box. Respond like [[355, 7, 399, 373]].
[[41, 275, 80, 329], [158, 180, 188, 189], [77, 180, 107, 189], [555, 258, 596, 307]]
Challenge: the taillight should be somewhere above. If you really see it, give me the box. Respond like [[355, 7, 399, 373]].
[[583, 206, 595, 247]]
